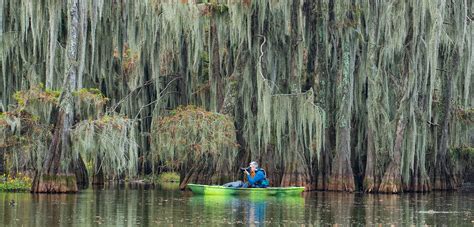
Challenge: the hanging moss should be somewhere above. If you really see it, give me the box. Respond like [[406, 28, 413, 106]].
[[11, 85, 108, 122], [71, 114, 138, 180], [151, 105, 238, 187], [0, 110, 52, 174], [73, 88, 108, 105], [73, 88, 109, 120], [450, 147, 474, 182], [13, 85, 60, 123], [254, 46, 326, 187], [1, 0, 472, 193], [2, 86, 117, 187], [151, 105, 238, 167]]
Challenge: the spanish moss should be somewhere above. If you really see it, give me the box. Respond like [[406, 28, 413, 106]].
[[0, 0, 472, 193]]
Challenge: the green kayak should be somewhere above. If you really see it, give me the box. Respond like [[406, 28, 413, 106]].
[[187, 184, 305, 196]]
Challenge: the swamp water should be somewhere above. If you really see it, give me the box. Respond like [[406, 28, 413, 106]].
[[0, 184, 473, 226]]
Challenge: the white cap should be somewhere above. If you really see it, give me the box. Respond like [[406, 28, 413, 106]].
[[249, 161, 258, 168]]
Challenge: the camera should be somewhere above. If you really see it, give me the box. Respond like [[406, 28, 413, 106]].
[[240, 167, 249, 172]]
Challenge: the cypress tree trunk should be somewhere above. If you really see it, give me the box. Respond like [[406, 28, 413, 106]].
[[74, 154, 89, 189], [316, 143, 332, 191], [31, 0, 80, 193], [378, 12, 413, 192], [328, 124, 355, 192], [0, 149, 4, 175], [210, 15, 223, 112], [179, 157, 221, 190], [361, 4, 382, 193], [378, 116, 406, 193], [328, 39, 355, 192], [433, 51, 458, 190], [92, 155, 104, 185], [280, 130, 311, 187], [364, 128, 379, 192], [377, 53, 411, 193], [289, 0, 303, 92]]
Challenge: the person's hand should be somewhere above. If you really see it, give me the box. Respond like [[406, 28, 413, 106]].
[[244, 170, 250, 175]]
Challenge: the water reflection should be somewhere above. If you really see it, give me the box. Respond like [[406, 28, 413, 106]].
[[302, 191, 474, 226], [0, 187, 472, 226], [189, 195, 304, 225]]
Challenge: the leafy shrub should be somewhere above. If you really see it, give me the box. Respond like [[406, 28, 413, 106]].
[[0, 173, 32, 192]]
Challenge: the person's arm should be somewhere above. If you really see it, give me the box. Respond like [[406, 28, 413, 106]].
[[247, 171, 265, 184]]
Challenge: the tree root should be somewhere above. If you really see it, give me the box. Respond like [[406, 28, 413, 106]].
[[31, 174, 78, 193]]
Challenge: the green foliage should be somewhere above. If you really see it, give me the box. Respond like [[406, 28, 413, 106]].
[[0, 110, 51, 172], [207, 2, 229, 15], [142, 172, 180, 184], [14, 86, 61, 107], [0, 173, 32, 192], [451, 147, 474, 162], [3, 85, 109, 175], [157, 172, 180, 183], [151, 105, 238, 171], [73, 88, 109, 106], [454, 108, 474, 124], [12, 86, 61, 124], [158, 182, 180, 190], [114, 43, 140, 78], [450, 147, 474, 183], [0, 85, 109, 176], [73, 88, 109, 120]]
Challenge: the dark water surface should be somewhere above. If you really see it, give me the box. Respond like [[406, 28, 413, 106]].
[[1, 184, 473, 226]]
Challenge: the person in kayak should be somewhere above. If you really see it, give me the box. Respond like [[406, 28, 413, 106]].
[[242, 161, 269, 188], [223, 161, 269, 188]]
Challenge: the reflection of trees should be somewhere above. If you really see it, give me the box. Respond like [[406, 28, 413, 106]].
[[363, 193, 427, 225], [328, 192, 355, 225], [363, 194, 402, 225], [350, 194, 366, 224], [263, 196, 306, 225], [303, 192, 472, 226], [403, 191, 474, 226], [22, 193, 78, 225], [303, 192, 355, 225], [1, 190, 472, 225], [0, 193, 32, 225], [361, 193, 468, 225]]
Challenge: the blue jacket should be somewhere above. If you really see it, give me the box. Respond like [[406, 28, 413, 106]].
[[247, 169, 268, 188]]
